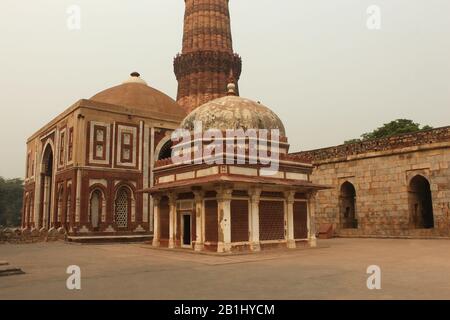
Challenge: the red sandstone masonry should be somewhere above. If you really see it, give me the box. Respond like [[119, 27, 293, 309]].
[[174, 0, 242, 113]]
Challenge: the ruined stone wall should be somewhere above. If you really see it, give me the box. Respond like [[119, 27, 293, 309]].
[[308, 144, 450, 237]]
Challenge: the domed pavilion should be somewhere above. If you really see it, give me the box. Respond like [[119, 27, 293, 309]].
[[145, 84, 328, 253]]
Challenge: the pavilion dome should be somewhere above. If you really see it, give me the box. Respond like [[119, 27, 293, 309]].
[[90, 72, 186, 120], [180, 84, 286, 136]]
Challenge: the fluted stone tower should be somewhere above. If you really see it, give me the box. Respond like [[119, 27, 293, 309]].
[[174, 0, 242, 113]]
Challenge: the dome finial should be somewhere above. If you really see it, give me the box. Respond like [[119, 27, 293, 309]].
[[227, 69, 237, 96], [123, 72, 147, 85], [227, 82, 237, 96]]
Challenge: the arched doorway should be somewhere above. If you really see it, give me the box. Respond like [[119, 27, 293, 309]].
[[90, 190, 102, 231], [115, 187, 130, 229], [158, 140, 173, 160], [409, 175, 434, 229], [41, 144, 54, 229], [340, 182, 357, 229]]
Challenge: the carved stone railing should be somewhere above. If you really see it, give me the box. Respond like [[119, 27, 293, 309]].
[[292, 126, 450, 163]]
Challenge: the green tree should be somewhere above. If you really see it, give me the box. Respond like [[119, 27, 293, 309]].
[[0, 177, 24, 227], [345, 119, 433, 144]]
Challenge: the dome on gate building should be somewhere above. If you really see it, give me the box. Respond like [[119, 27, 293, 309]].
[[90, 72, 186, 120], [180, 84, 286, 136]]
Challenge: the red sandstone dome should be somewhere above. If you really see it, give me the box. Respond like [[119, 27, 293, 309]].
[[90, 72, 186, 120], [181, 84, 286, 136]]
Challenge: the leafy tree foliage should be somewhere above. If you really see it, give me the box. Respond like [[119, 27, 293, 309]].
[[0, 177, 24, 227], [345, 119, 433, 145]]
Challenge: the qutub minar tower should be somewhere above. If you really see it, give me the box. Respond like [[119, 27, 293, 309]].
[[174, 0, 242, 112]]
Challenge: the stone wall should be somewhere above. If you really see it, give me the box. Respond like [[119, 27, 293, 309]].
[[0, 227, 66, 244], [293, 126, 450, 163], [307, 144, 450, 237], [291, 127, 450, 238]]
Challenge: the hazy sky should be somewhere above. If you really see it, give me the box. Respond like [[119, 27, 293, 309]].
[[1, 0, 449, 178]]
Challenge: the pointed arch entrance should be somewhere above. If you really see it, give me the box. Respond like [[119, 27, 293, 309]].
[[340, 181, 357, 229], [40, 143, 54, 229], [409, 175, 434, 229], [157, 140, 173, 161], [115, 186, 131, 229], [90, 190, 102, 231]]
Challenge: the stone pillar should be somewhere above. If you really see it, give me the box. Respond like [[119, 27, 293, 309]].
[[194, 190, 205, 252], [149, 127, 155, 231], [152, 195, 161, 247], [249, 188, 262, 252], [285, 191, 296, 249], [42, 176, 50, 229], [75, 169, 81, 223], [307, 191, 318, 247], [168, 193, 177, 249], [217, 188, 233, 253]]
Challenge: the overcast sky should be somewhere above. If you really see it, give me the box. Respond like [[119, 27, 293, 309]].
[[0, 0, 449, 178]]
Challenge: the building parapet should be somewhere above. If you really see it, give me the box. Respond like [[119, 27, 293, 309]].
[[291, 126, 450, 163]]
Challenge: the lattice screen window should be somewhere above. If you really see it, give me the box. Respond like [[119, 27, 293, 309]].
[[293, 202, 308, 239], [231, 200, 249, 243], [115, 188, 129, 228], [205, 200, 218, 242], [259, 201, 285, 241]]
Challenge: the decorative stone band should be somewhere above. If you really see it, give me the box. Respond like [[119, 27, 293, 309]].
[[154, 152, 311, 169], [292, 126, 450, 163], [182, 0, 233, 54], [182, 27, 233, 52], [174, 51, 242, 79], [184, 2, 230, 18]]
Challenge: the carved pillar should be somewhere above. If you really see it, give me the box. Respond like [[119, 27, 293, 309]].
[[43, 176, 50, 229], [285, 191, 296, 249], [152, 195, 161, 247], [168, 193, 177, 249], [307, 191, 318, 247], [217, 187, 233, 253], [194, 190, 205, 252], [249, 188, 262, 251], [57, 194, 62, 228], [75, 169, 81, 223]]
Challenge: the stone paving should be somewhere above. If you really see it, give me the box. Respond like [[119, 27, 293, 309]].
[[1, 238, 450, 299]]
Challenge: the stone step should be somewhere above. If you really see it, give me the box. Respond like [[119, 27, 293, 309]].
[[0, 265, 24, 277], [0, 261, 9, 266], [67, 234, 152, 244]]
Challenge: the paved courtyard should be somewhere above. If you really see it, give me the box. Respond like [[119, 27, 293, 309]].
[[1, 238, 450, 300]]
